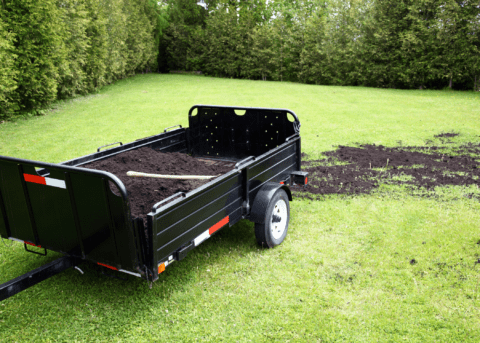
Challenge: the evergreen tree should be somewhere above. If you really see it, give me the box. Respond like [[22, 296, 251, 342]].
[[399, 1, 441, 89], [298, 8, 327, 84], [147, 0, 170, 72], [249, 24, 275, 80], [314, 0, 364, 85], [2, 0, 63, 111], [161, 0, 207, 71], [0, 15, 18, 117], [84, 0, 109, 90], [202, 5, 244, 77], [124, 0, 156, 75], [56, 0, 90, 98], [360, 0, 413, 88], [436, 0, 480, 89]]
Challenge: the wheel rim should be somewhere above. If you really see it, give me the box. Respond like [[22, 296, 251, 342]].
[[270, 199, 287, 240]]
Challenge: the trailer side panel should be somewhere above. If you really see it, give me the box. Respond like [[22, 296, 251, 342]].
[[247, 140, 299, 204], [149, 136, 301, 278], [150, 172, 243, 274]]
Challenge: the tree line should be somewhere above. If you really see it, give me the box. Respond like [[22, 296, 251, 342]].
[[1, 0, 479, 118], [161, 0, 480, 90], [0, 0, 167, 118]]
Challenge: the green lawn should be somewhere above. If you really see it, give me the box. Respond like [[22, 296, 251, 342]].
[[1, 74, 479, 342]]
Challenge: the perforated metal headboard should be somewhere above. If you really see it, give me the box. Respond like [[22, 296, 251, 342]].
[[188, 105, 300, 159]]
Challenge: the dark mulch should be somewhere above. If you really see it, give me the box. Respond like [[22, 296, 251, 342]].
[[296, 140, 480, 199], [83, 147, 234, 219], [434, 132, 459, 138]]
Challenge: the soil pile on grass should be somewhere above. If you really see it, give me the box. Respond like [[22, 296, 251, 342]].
[[296, 138, 480, 199], [83, 147, 234, 219]]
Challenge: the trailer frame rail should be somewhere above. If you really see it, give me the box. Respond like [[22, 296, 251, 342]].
[[0, 255, 77, 301]]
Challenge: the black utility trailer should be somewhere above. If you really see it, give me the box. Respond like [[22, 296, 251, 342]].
[[0, 105, 307, 301]]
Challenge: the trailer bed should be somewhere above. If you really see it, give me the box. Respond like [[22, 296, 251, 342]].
[[82, 147, 235, 221]]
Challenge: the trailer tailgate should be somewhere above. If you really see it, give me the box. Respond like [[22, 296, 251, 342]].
[[0, 156, 141, 272]]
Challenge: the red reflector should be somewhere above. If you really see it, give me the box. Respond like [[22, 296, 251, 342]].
[[25, 241, 41, 248], [24, 174, 46, 185], [158, 263, 165, 274], [280, 181, 284, 185], [97, 262, 118, 271], [305, 177, 308, 184], [209, 216, 229, 235]]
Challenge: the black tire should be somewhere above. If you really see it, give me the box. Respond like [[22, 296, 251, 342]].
[[254, 189, 290, 248]]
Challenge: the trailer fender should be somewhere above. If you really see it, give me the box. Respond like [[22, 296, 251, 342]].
[[249, 182, 292, 224]]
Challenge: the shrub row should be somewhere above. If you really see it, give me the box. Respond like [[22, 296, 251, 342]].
[[161, 0, 480, 91], [0, 0, 160, 118]]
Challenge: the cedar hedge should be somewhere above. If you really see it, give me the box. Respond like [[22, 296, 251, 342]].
[[0, 0, 162, 119]]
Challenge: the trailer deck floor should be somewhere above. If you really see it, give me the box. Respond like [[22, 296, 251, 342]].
[[83, 147, 234, 220]]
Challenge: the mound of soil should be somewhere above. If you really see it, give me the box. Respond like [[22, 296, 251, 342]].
[[83, 147, 234, 219], [296, 139, 480, 199]]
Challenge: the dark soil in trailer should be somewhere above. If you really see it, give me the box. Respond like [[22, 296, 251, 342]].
[[295, 134, 480, 200], [83, 147, 234, 219]]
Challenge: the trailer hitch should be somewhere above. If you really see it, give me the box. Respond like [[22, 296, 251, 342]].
[[0, 256, 78, 301]]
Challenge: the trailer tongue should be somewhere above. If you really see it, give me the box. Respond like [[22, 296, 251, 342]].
[[0, 105, 307, 301]]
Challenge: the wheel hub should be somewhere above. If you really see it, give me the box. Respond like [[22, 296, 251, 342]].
[[270, 199, 287, 240]]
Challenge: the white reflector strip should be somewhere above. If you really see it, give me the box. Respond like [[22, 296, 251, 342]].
[[159, 256, 175, 271], [8, 237, 23, 243], [45, 177, 66, 189], [118, 269, 142, 278], [194, 230, 210, 247]]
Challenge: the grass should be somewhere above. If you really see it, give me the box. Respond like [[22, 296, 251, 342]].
[[1, 74, 480, 342]]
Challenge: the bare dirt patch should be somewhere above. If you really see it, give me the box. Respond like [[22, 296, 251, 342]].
[[295, 136, 480, 199]]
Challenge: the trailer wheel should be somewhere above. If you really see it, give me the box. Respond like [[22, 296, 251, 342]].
[[255, 189, 290, 248]]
